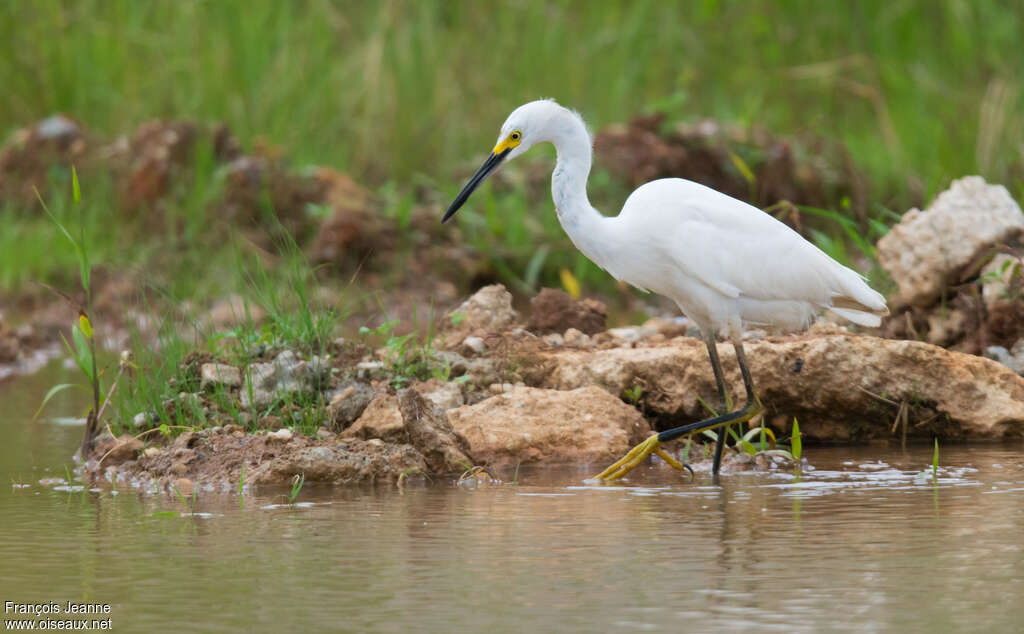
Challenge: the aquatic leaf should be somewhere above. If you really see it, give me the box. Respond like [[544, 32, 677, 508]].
[[151, 511, 178, 519], [933, 438, 939, 480], [738, 440, 757, 456], [791, 418, 802, 460], [78, 312, 93, 339], [760, 449, 795, 460], [742, 426, 776, 450], [559, 267, 580, 299], [72, 165, 81, 204], [32, 383, 79, 421]]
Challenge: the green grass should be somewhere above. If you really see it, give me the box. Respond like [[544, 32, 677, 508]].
[[3, 1, 1020, 191], [2, 1, 1021, 301], [111, 238, 343, 436]]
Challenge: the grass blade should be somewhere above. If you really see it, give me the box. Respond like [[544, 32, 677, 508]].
[[32, 383, 79, 421], [791, 418, 802, 461]]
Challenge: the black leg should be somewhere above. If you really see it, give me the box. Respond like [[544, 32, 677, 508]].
[[657, 339, 762, 449], [703, 334, 729, 477], [595, 337, 763, 482]]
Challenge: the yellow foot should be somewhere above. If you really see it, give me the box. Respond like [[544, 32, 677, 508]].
[[594, 435, 692, 481]]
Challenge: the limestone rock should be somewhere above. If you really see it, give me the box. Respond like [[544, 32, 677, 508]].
[[447, 386, 650, 465], [525, 334, 1024, 441], [526, 288, 607, 335], [326, 381, 376, 431], [341, 392, 407, 443], [249, 440, 426, 485], [240, 349, 330, 409], [441, 284, 518, 347], [200, 363, 242, 390], [877, 176, 1024, 308], [415, 378, 465, 411], [398, 389, 473, 473], [986, 339, 1024, 375]]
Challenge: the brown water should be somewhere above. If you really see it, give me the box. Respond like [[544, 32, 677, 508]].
[[3, 363, 1024, 633]]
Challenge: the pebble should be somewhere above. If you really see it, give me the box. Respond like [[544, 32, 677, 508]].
[[463, 336, 486, 354], [268, 428, 293, 442], [542, 333, 564, 346], [563, 328, 592, 347]]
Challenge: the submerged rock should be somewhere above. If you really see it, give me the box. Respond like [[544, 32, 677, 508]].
[[877, 176, 1024, 308], [447, 385, 650, 465], [524, 333, 1024, 441], [249, 440, 426, 485]]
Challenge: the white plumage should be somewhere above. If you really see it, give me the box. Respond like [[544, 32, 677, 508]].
[[443, 99, 888, 480], [446, 99, 885, 339]]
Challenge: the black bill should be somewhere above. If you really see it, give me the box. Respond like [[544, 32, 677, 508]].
[[442, 148, 511, 223]]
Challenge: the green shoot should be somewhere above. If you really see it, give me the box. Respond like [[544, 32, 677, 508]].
[[288, 473, 305, 504], [238, 464, 245, 508], [791, 418, 802, 461], [623, 384, 643, 405], [932, 438, 939, 481], [172, 484, 198, 515], [34, 167, 102, 455]]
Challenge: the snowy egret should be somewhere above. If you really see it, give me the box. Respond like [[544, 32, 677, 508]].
[[443, 99, 887, 480]]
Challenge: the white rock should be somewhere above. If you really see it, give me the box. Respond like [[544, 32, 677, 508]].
[[268, 428, 293, 441], [563, 328, 591, 347], [877, 176, 1024, 307], [463, 336, 486, 354], [200, 363, 242, 390], [542, 332, 564, 346]]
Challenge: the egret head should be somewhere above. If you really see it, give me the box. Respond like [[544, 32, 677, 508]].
[[442, 99, 566, 223]]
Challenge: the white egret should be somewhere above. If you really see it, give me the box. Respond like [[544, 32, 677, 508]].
[[443, 99, 887, 480]]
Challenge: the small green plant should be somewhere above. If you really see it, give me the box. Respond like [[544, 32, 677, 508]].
[[288, 473, 305, 504], [34, 168, 104, 455], [359, 318, 438, 388], [623, 384, 644, 405], [791, 418, 802, 461], [932, 438, 939, 481], [238, 465, 245, 508], [172, 484, 198, 516]]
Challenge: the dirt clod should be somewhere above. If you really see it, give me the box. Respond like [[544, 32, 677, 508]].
[[527, 288, 607, 335]]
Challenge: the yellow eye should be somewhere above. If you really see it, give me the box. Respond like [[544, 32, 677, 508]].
[[510, 131, 521, 141]]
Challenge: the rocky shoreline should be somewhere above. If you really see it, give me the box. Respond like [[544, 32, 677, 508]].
[[83, 280, 1024, 492]]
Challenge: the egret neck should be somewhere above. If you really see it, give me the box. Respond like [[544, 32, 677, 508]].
[[548, 111, 615, 273]]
